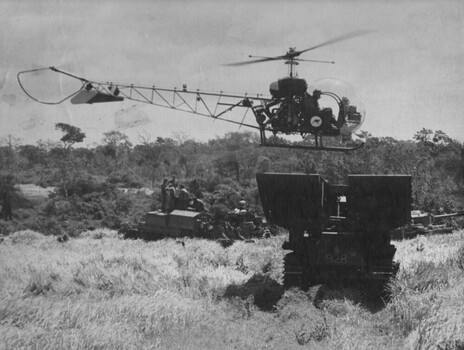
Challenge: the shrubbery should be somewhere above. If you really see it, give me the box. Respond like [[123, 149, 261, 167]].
[[30, 175, 135, 236], [107, 170, 143, 188], [1, 129, 464, 236]]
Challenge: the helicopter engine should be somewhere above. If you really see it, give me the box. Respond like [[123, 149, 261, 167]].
[[266, 77, 307, 133]]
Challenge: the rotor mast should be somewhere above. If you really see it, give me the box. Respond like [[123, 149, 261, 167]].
[[285, 48, 299, 77]]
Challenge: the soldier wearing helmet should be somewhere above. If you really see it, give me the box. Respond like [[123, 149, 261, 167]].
[[312, 89, 322, 109], [238, 199, 248, 210]]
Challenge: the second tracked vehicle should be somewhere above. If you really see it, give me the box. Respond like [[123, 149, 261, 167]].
[[256, 173, 411, 291]]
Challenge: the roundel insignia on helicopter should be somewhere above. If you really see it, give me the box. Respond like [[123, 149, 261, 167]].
[[308, 78, 366, 137], [310, 116, 322, 128]]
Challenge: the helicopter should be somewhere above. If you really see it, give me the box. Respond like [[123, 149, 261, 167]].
[[17, 31, 368, 151]]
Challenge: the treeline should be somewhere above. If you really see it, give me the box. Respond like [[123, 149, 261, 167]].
[[0, 126, 463, 235]]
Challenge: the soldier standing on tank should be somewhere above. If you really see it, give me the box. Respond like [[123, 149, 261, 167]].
[[160, 178, 168, 212], [177, 185, 190, 210], [168, 175, 178, 189], [166, 185, 176, 212], [192, 197, 206, 212]]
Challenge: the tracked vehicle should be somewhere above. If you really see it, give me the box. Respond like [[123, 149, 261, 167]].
[[392, 209, 464, 239], [256, 173, 411, 290], [123, 207, 268, 243], [124, 209, 211, 240]]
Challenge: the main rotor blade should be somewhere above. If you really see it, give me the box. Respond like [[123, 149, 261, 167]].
[[224, 29, 371, 67], [295, 58, 335, 64], [223, 56, 282, 66], [295, 29, 372, 56]]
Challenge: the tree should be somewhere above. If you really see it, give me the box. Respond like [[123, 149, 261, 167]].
[[134, 137, 178, 188], [18, 145, 46, 168], [0, 135, 21, 171], [433, 130, 451, 145], [53, 123, 86, 198], [413, 128, 433, 144], [212, 132, 260, 182], [55, 123, 86, 150], [256, 156, 271, 173], [355, 130, 372, 140], [0, 173, 17, 221], [101, 130, 132, 170], [215, 152, 241, 181]]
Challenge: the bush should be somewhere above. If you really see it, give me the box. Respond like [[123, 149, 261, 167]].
[[46, 175, 134, 231], [0, 220, 13, 236], [28, 216, 64, 236], [7, 229, 53, 244], [80, 228, 121, 239], [107, 170, 143, 188], [55, 175, 98, 197], [203, 173, 221, 192], [188, 178, 203, 198]]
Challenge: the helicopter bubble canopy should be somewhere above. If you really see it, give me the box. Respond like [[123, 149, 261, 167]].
[[308, 78, 366, 136]]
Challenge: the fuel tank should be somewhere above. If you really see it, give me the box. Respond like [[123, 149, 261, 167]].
[[269, 77, 308, 98]]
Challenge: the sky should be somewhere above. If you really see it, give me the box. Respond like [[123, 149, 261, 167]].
[[0, 0, 463, 146]]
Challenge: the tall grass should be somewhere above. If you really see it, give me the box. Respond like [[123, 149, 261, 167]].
[[1, 229, 463, 349], [389, 232, 464, 349]]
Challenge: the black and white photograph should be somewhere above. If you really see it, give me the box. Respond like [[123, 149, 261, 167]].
[[1, 0, 463, 349]]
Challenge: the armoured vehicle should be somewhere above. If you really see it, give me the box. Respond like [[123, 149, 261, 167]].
[[392, 209, 464, 239], [123, 207, 269, 243], [124, 209, 213, 240], [256, 173, 411, 290]]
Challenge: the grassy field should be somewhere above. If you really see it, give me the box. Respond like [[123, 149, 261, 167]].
[[1, 229, 463, 350]]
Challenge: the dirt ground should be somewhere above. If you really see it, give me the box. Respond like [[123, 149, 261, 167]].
[[17, 184, 55, 201]]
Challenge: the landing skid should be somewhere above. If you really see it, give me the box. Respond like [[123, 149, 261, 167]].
[[261, 142, 364, 152], [260, 130, 364, 152]]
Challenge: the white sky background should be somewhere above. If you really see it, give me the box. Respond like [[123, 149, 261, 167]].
[[0, 0, 463, 146]]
